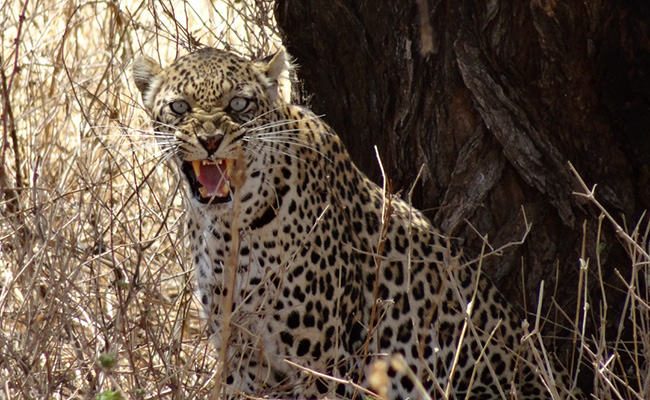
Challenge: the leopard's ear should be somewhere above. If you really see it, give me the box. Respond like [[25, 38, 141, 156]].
[[263, 48, 290, 81], [133, 54, 163, 100], [255, 48, 292, 101]]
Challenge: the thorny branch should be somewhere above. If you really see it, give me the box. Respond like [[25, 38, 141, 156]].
[[0, 0, 29, 212]]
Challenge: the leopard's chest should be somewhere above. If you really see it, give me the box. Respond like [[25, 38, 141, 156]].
[[189, 219, 286, 308], [186, 202, 360, 351]]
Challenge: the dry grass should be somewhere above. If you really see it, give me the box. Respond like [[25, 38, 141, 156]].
[[567, 163, 650, 400], [0, 1, 278, 399], [0, 1, 648, 399]]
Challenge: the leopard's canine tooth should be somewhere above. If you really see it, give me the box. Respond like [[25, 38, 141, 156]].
[[225, 158, 235, 177], [218, 182, 230, 197], [192, 160, 201, 178]]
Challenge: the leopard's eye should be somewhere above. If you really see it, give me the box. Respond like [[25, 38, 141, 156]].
[[229, 97, 251, 113], [170, 101, 190, 114]]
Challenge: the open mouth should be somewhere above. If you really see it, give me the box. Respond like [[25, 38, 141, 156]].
[[181, 159, 236, 204]]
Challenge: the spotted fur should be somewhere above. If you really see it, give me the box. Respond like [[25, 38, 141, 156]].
[[133, 47, 578, 399]]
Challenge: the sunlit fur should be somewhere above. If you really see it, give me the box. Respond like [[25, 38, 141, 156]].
[[133, 48, 580, 400]]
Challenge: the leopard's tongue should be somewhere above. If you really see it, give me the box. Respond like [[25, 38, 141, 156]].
[[191, 160, 233, 198]]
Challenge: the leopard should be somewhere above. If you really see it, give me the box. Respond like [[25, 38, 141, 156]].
[[132, 47, 581, 399]]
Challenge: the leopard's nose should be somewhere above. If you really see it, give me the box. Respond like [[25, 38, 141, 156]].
[[198, 135, 224, 157]]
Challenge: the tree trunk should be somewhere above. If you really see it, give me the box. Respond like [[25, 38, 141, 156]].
[[276, 0, 650, 393]]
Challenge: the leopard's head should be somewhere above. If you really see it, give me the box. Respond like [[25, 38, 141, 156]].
[[132, 47, 291, 215]]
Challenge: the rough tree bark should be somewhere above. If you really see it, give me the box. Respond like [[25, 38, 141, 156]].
[[276, 0, 650, 393]]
